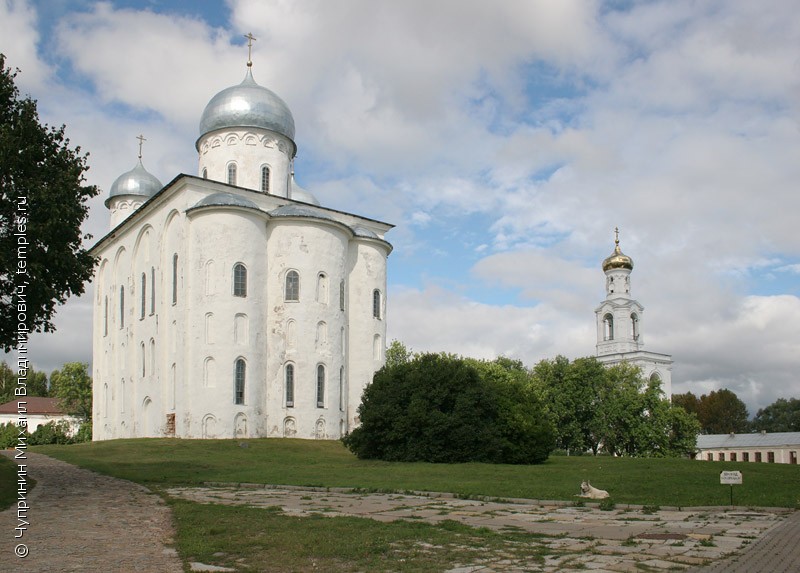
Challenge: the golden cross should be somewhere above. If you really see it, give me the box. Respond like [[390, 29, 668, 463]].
[[136, 134, 146, 159], [614, 226, 620, 246], [244, 32, 257, 67]]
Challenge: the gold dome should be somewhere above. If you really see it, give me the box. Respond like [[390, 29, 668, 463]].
[[602, 228, 633, 271]]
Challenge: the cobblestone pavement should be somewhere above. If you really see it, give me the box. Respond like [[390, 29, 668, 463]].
[[1, 451, 182, 573], [168, 483, 795, 572]]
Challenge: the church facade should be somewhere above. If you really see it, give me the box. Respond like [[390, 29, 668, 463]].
[[595, 231, 672, 397], [91, 58, 392, 441]]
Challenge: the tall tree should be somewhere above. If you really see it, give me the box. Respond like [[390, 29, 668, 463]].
[[49, 362, 92, 421], [697, 389, 750, 434], [0, 55, 99, 351], [751, 398, 800, 433]]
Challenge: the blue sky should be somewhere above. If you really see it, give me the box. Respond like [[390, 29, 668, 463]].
[[3, 0, 800, 413]]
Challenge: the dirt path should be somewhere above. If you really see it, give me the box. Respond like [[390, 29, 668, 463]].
[[1, 451, 182, 573]]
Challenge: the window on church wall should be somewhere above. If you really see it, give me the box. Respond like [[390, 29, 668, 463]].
[[316, 273, 328, 304], [373, 334, 382, 360], [339, 280, 345, 311], [339, 366, 345, 412], [172, 254, 179, 305], [140, 273, 147, 319], [373, 289, 382, 319], [631, 313, 639, 340], [316, 365, 325, 408], [285, 270, 300, 301], [285, 363, 294, 407], [202, 167, 208, 179], [316, 321, 327, 349], [227, 163, 237, 186], [233, 263, 247, 297], [120, 287, 125, 328], [234, 314, 248, 345], [150, 267, 155, 315], [149, 339, 155, 375], [260, 165, 270, 193], [120, 379, 125, 413], [603, 314, 614, 340], [104, 296, 108, 336], [140, 342, 146, 377], [234, 359, 246, 405]]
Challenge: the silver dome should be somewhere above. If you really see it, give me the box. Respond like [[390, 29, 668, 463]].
[[290, 174, 320, 206], [105, 159, 163, 207], [198, 68, 295, 142], [191, 192, 261, 211]]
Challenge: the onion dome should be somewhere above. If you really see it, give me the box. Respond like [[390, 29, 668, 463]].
[[602, 229, 634, 272], [290, 173, 320, 206], [198, 68, 295, 144], [105, 159, 163, 207]]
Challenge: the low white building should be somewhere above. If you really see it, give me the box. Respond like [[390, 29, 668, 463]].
[[0, 397, 79, 434], [91, 56, 392, 441], [595, 230, 672, 397], [695, 432, 800, 464]]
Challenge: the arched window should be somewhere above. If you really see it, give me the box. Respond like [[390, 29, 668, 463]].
[[285, 364, 295, 407], [339, 280, 345, 311], [316, 273, 328, 303], [631, 313, 639, 340], [150, 267, 155, 315], [140, 273, 147, 319], [227, 163, 237, 186], [172, 254, 178, 305], [260, 165, 270, 193], [120, 286, 125, 328], [603, 314, 614, 341], [233, 263, 247, 297], [103, 296, 108, 336], [149, 338, 155, 374], [339, 366, 345, 412], [140, 342, 146, 377], [234, 359, 246, 405], [316, 365, 325, 408], [202, 167, 208, 179], [285, 270, 299, 301], [372, 289, 382, 319]]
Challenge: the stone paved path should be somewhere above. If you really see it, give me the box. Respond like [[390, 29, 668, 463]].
[[0, 451, 182, 573], [168, 483, 795, 572]]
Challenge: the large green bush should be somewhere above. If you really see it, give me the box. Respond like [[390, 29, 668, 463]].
[[0, 421, 22, 449], [343, 353, 555, 464]]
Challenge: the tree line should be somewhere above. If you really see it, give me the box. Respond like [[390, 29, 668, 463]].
[[673, 390, 800, 434]]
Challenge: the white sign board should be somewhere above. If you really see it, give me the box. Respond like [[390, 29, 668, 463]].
[[720, 471, 743, 485]]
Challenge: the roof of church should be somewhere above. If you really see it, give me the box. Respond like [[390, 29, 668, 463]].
[[198, 67, 295, 145], [0, 397, 66, 415], [696, 432, 800, 449], [105, 159, 163, 206], [191, 191, 261, 211]]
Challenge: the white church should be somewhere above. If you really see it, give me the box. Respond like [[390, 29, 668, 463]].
[[595, 230, 672, 397], [91, 50, 393, 441]]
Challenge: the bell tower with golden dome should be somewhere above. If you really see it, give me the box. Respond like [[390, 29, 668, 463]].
[[595, 228, 672, 397]]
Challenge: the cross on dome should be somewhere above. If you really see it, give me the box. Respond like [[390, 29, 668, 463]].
[[244, 32, 256, 67], [136, 134, 146, 159]]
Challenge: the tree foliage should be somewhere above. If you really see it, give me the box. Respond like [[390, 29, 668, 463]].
[[0, 54, 99, 351], [534, 356, 699, 457], [672, 389, 750, 434], [751, 398, 800, 433], [0, 359, 49, 403], [343, 353, 555, 464], [50, 362, 92, 421]]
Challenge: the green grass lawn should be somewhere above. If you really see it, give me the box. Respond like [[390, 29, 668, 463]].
[[32, 438, 800, 508], [0, 454, 25, 511]]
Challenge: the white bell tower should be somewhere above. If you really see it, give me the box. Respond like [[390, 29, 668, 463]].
[[595, 228, 673, 397]]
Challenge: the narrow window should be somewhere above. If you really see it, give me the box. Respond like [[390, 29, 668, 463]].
[[285, 364, 294, 407], [172, 254, 178, 305], [316, 365, 325, 408], [140, 342, 146, 377], [718, 453, 725, 461], [233, 263, 247, 297], [316, 273, 328, 303], [104, 296, 108, 336], [149, 338, 155, 374], [631, 313, 639, 340], [120, 286, 125, 328], [339, 280, 345, 311], [604, 314, 614, 340], [755, 452, 762, 462], [140, 273, 147, 319], [260, 165, 270, 193], [743, 452, 750, 462], [707, 453, 712, 461], [339, 366, 345, 412], [768, 451, 775, 463], [372, 289, 381, 319], [227, 163, 237, 186], [150, 267, 155, 315], [234, 359, 246, 405], [285, 270, 300, 301], [202, 167, 208, 179]]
